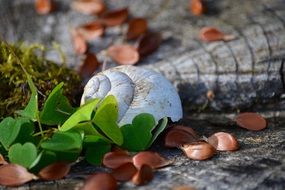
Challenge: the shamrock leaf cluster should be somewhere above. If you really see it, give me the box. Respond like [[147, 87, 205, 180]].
[[0, 75, 168, 172]]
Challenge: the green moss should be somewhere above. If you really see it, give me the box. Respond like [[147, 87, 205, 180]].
[[0, 41, 82, 119]]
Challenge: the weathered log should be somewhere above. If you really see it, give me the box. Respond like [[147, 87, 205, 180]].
[[1, 1, 285, 190], [1, 0, 285, 113]]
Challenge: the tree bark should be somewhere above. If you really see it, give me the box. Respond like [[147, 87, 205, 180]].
[[1, 0, 285, 113]]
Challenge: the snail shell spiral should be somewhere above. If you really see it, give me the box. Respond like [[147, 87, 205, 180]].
[[81, 65, 183, 125]]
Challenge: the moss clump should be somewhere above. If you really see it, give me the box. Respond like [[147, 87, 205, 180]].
[[0, 41, 82, 119]]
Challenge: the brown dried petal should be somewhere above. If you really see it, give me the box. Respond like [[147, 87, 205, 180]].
[[99, 8, 128, 27], [77, 21, 105, 41], [189, 0, 205, 16], [103, 151, 133, 169], [0, 164, 37, 187], [79, 53, 100, 79], [165, 129, 197, 148], [181, 141, 216, 160], [38, 162, 70, 180], [127, 18, 148, 40], [71, 30, 88, 55], [0, 154, 7, 165], [199, 27, 235, 42], [133, 151, 172, 169], [169, 125, 198, 138], [132, 164, 154, 186], [235, 112, 267, 131], [71, 0, 106, 15], [138, 32, 162, 57], [35, 0, 55, 15], [111, 163, 137, 181], [208, 132, 239, 151], [82, 172, 117, 190], [107, 44, 139, 65]]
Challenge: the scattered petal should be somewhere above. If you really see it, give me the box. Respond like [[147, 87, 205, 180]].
[[189, 0, 205, 16], [71, 0, 106, 15], [35, 0, 55, 15], [107, 44, 139, 65], [79, 53, 100, 79], [132, 164, 153, 186], [111, 163, 137, 181], [103, 151, 133, 169], [127, 18, 148, 40], [99, 8, 129, 27], [208, 132, 239, 151], [169, 125, 198, 138], [71, 30, 88, 55], [181, 141, 216, 160], [165, 129, 197, 148], [133, 151, 172, 169], [199, 27, 236, 42], [235, 112, 267, 131], [82, 172, 117, 190], [206, 90, 215, 101], [138, 32, 162, 57], [0, 164, 37, 187], [38, 162, 70, 180], [77, 21, 105, 41]]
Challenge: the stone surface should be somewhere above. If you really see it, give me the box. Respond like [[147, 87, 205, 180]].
[[0, 0, 285, 189]]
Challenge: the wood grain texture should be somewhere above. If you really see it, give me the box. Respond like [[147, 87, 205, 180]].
[[1, 0, 285, 113]]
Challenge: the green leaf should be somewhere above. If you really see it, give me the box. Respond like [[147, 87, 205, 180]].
[[0, 144, 7, 156], [41, 131, 83, 152], [93, 95, 123, 145], [16, 76, 38, 121], [147, 117, 168, 148], [59, 98, 100, 132], [40, 82, 76, 125], [120, 113, 156, 151], [83, 135, 111, 165], [30, 150, 57, 173], [14, 118, 35, 145], [54, 150, 81, 162], [72, 122, 112, 143], [0, 117, 18, 150], [8, 142, 37, 168]]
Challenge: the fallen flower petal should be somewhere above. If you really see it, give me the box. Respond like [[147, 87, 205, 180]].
[[181, 141, 216, 160], [0, 164, 37, 187], [111, 163, 137, 181], [99, 8, 128, 27], [199, 27, 235, 42], [71, 30, 88, 55], [189, 0, 205, 16], [103, 151, 133, 169], [78, 53, 100, 79], [38, 162, 70, 180], [35, 0, 55, 15], [132, 164, 154, 186], [208, 132, 239, 151], [82, 172, 117, 190], [165, 129, 197, 148], [235, 112, 267, 131], [107, 44, 139, 65], [71, 0, 106, 15], [133, 151, 172, 169], [77, 21, 105, 41], [127, 18, 148, 40], [138, 32, 162, 57]]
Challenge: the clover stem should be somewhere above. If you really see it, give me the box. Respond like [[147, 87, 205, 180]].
[[37, 115, 44, 137]]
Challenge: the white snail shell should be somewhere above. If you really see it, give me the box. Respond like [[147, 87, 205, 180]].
[[81, 65, 183, 125]]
